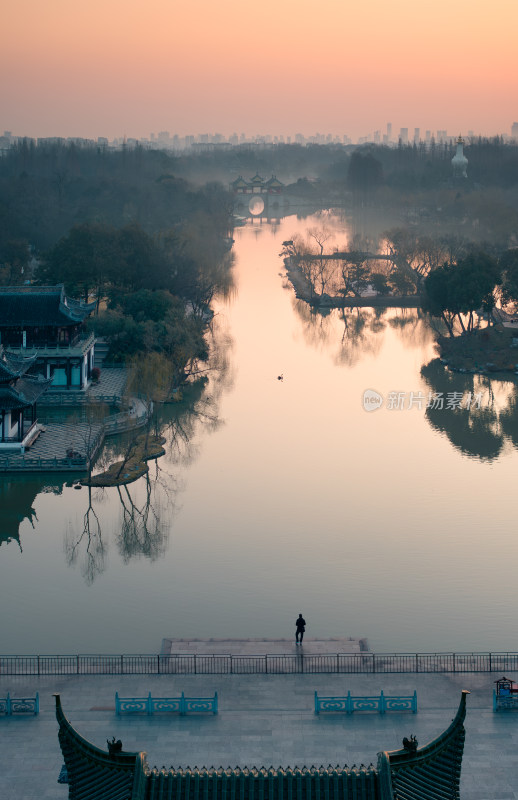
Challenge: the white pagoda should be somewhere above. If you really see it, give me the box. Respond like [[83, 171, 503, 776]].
[[451, 135, 468, 178]]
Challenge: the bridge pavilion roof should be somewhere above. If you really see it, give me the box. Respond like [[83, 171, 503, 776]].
[[231, 176, 249, 189], [54, 691, 468, 800], [0, 285, 96, 328]]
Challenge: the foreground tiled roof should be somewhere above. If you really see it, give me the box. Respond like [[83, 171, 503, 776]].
[[0, 285, 95, 327], [55, 692, 468, 800], [379, 690, 469, 800], [56, 694, 143, 800]]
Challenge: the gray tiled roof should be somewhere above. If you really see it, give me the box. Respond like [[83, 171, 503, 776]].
[[0, 285, 95, 327], [381, 690, 468, 800], [0, 346, 38, 383], [0, 375, 51, 409]]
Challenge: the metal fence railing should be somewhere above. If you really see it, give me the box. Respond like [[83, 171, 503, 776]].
[[1, 652, 518, 676]]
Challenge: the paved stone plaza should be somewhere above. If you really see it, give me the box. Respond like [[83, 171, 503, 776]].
[[0, 669, 516, 800]]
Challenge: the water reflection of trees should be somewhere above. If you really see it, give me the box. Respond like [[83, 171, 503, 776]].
[[420, 359, 518, 461], [116, 465, 173, 564], [335, 307, 385, 367], [293, 299, 385, 366], [293, 300, 433, 367], [63, 311, 232, 582], [64, 485, 106, 584], [388, 310, 435, 350]]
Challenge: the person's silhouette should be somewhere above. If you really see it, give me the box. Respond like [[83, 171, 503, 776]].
[[295, 613, 306, 644]]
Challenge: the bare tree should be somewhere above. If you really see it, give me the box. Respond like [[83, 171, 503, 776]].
[[64, 486, 106, 584]]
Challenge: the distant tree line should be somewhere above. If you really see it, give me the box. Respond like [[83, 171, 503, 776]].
[[0, 141, 234, 382], [0, 139, 232, 255]]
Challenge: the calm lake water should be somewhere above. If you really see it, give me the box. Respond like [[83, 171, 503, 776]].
[[2, 212, 518, 655]]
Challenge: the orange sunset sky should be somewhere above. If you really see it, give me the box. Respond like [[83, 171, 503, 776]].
[[2, 0, 517, 141]]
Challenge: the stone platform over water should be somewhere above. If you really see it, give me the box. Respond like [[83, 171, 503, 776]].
[[161, 637, 369, 655]]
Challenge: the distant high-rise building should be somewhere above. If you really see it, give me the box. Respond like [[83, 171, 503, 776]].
[[386, 122, 392, 141], [425, 130, 431, 143], [512, 122, 518, 140], [414, 128, 420, 143], [157, 131, 170, 145], [399, 128, 408, 144]]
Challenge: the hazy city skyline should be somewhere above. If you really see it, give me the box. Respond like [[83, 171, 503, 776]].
[[1, 0, 517, 142]]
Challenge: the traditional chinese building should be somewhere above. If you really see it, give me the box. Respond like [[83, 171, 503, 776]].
[[0, 285, 96, 389], [0, 346, 50, 451], [230, 174, 284, 195], [55, 690, 468, 800]]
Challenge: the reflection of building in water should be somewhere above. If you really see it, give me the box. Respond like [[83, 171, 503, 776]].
[[55, 691, 469, 800], [231, 173, 286, 222], [0, 477, 45, 548]]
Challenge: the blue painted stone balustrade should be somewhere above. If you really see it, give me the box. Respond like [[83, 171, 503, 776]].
[[314, 689, 417, 714], [0, 692, 39, 715], [115, 691, 218, 715]]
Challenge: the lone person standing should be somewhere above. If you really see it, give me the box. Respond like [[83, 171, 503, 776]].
[[295, 613, 306, 645]]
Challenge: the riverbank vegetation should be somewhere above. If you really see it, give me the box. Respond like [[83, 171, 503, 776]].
[[282, 220, 518, 375]]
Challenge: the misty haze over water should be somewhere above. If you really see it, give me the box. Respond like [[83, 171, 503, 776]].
[[1, 212, 518, 655]]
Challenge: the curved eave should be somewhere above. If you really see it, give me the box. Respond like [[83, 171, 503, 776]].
[[378, 691, 469, 800], [55, 693, 145, 800], [0, 348, 39, 379], [58, 299, 92, 323], [387, 690, 468, 766]]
